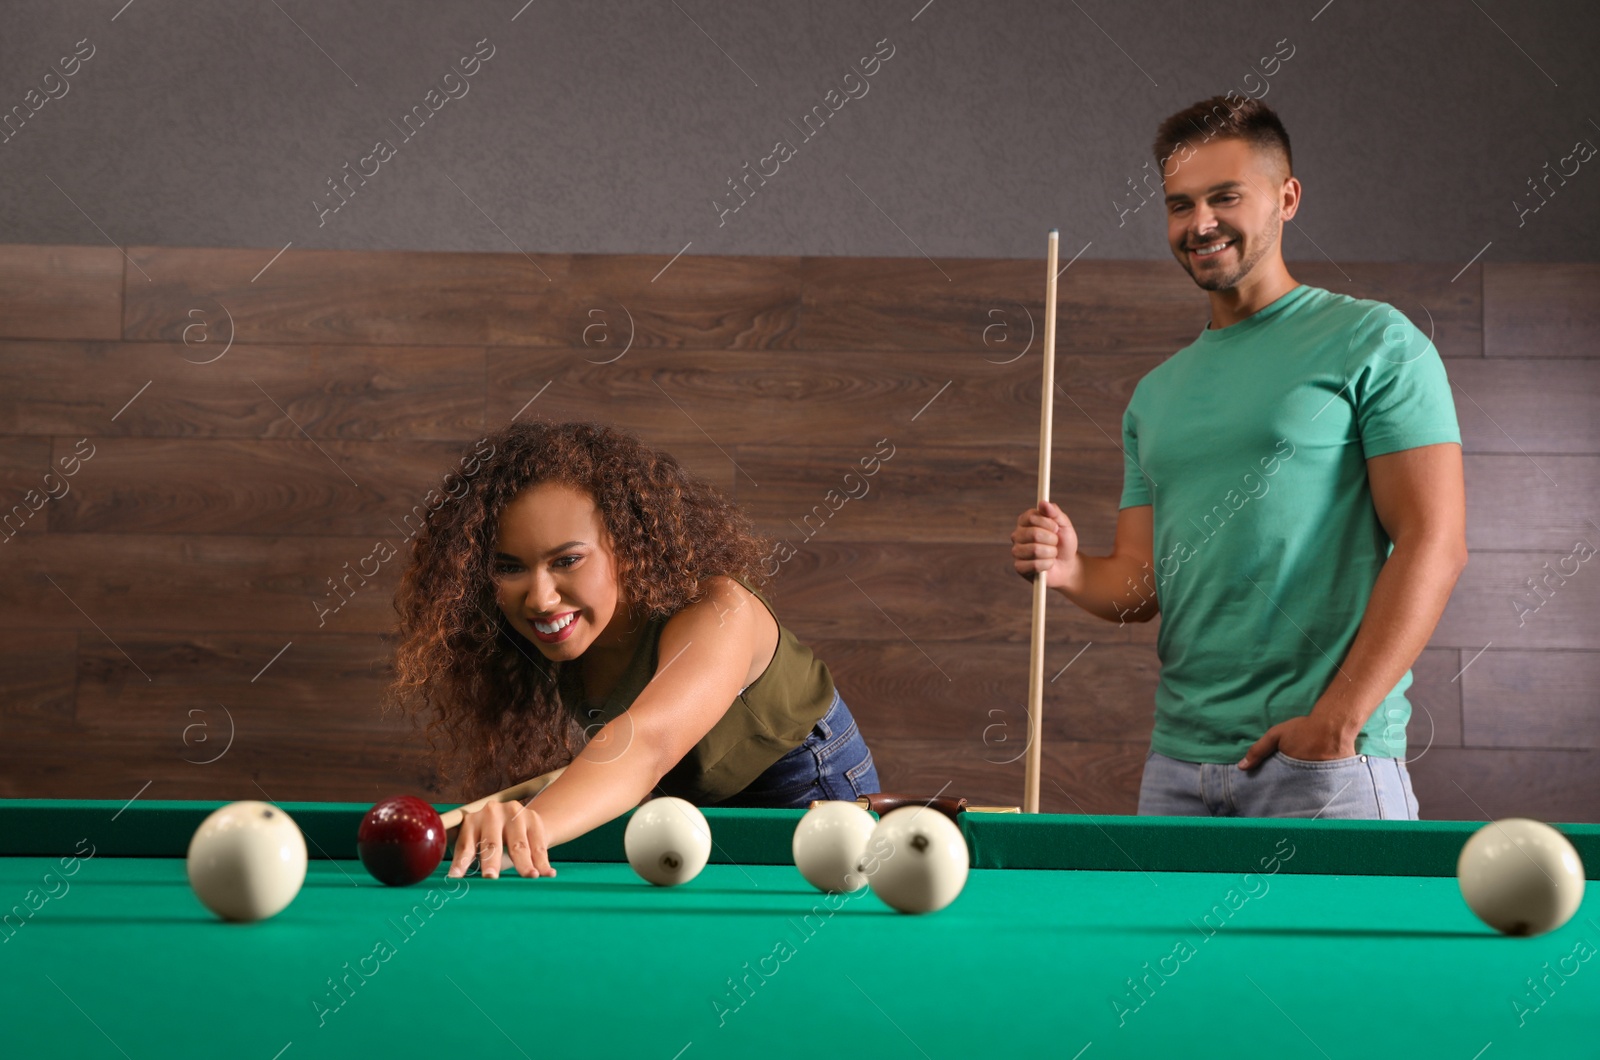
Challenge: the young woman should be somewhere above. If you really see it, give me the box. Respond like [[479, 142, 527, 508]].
[[385, 420, 879, 879]]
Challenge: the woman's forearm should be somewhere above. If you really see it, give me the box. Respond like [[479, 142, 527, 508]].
[[526, 714, 669, 846]]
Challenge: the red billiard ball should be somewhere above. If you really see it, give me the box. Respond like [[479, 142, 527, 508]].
[[358, 796, 447, 886]]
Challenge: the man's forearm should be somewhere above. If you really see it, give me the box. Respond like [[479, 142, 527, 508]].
[[1310, 540, 1467, 737], [1058, 553, 1160, 625]]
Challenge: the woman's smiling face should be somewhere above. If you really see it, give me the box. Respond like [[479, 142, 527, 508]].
[[492, 481, 629, 661]]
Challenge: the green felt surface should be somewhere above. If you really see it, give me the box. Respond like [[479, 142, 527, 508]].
[[1, 856, 1594, 1059], [1, 801, 1597, 1058]]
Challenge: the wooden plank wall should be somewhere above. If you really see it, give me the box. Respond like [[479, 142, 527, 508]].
[[0, 245, 1595, 821]]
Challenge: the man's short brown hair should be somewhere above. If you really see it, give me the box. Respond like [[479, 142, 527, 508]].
[[1153, 95, 1293, 181]]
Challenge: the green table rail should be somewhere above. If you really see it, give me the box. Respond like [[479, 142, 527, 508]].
[[4, 799, 1597, 877]]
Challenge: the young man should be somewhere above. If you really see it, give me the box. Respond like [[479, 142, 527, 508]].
[[1011, 96, 1467, 819]]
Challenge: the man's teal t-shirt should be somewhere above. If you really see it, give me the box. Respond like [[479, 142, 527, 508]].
[[1119, 283, 1461, 763]]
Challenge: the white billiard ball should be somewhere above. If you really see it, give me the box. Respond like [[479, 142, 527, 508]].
[[792, 801, 877, 893], [1458, 818, 1586, 937], [624, 797, 712, 887], [860, 805, 969, 914], [186, 801, 308, 923]]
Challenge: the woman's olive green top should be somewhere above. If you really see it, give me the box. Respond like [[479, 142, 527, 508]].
[[564, 576, 836, 803]]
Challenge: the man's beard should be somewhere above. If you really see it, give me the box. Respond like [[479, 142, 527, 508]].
[[1187, 209, 1279, 291]]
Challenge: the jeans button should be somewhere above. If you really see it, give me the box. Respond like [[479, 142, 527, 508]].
[[1360, 754, 1367, 763]]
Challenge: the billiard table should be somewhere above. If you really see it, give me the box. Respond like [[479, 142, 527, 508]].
[[2, 800, 1596, 1059]]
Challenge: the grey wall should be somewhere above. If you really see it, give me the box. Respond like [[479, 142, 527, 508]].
[[1, 0, 1596, 263]]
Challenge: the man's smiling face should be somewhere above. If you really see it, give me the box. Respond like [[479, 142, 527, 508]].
[[1164, 137, 1293, 293]]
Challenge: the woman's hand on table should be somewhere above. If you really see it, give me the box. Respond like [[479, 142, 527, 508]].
[[447, 799, 556, 879]]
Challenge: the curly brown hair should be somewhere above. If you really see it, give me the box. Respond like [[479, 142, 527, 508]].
[[383, 420, 771, 800]]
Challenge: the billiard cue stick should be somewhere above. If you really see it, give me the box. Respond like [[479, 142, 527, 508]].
[[1024, 229, 1060, 815], [439, 766, 566, 830]]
